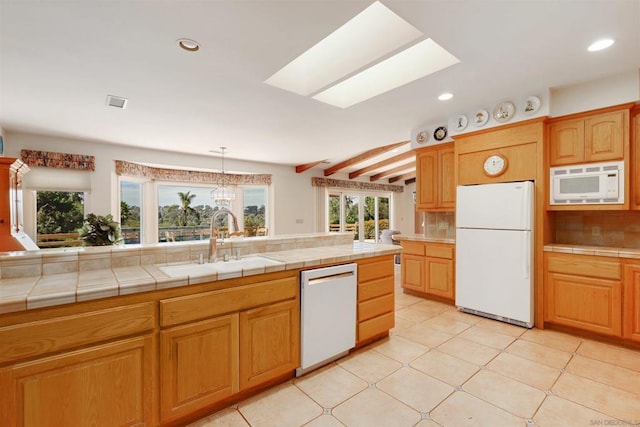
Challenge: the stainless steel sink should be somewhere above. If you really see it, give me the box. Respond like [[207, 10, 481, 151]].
[[158, 255, 285, 279]]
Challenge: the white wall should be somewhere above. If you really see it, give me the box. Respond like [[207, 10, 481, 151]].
[[4, 131, 319, 237], [3, 130, 408, 239], [550, 70, 640, 117]]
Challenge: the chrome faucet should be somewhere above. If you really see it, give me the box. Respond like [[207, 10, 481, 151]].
[[209, 209, 239, 262]]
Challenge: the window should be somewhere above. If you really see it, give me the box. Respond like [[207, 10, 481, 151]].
[[120, 180, 142, 244], [36, 190, 84, 248], [365, 195, 389, 242], [328, 190, 391, 242], [243, 187, 267, 236], [157, 184, 216, 242]]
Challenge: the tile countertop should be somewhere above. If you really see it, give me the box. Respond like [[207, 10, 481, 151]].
[[393, 234, 455, 244], [543, 244, 640, 259], [0, 242, 400, 315]]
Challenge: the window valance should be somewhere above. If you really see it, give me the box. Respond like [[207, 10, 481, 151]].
[[21, 149, 95, 171], [312, 177, 403, 193], [115, 160, 271, 185]]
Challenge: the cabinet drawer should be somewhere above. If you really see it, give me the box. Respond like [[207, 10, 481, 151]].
[[358, 277, 393, 302], [358, 294, 394, 322], [425, 244, 454, 259], [401, 241, 425, 256], [160, 276, 297, 327], [546, 253, 620, 280], [358, 257, 394, 283], [358, 312, 394, 343], [0, 302, 156, 364]]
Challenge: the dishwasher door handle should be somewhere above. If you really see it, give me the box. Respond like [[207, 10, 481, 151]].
[[307, 271, 354, 286]]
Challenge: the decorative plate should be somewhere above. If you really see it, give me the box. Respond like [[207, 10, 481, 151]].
[[416, 130, 428, 144], [493, 101, 515, 123], [473, 109, 489, 127], [522, 96, 541, 115], [434, 126, 447, 141], [454, 115, 468, 131]]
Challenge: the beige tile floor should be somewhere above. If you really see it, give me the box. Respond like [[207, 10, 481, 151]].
[[190, 266, 640, 427]]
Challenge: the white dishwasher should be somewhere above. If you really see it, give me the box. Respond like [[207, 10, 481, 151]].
[[296, 263, 357, 376]]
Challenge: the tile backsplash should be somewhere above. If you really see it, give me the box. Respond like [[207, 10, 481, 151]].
[[554, 211, 640, 248], [415, 212, 455, 238], [0, 232, 356, 279]]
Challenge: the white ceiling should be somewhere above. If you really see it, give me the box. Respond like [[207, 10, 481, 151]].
[[1, 0, 639, 168]]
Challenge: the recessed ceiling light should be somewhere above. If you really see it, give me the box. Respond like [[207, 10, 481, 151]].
[[438, 92, 454, 101], [177, 38, 200, 52], [587, 38, 614, 52], [265, 1, 423, 96], [313, 38, 460, 108]]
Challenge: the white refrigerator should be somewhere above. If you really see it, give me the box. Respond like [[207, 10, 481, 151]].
[[455, 181, 534, 328]]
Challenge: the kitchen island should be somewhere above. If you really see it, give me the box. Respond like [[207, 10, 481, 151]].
[[0, 233, 400, 426]]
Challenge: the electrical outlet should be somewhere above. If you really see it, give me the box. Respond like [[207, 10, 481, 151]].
[[592, 226, 600, 236]]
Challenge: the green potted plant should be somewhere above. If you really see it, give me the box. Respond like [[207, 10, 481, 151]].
[[79, 213, 122, 246]]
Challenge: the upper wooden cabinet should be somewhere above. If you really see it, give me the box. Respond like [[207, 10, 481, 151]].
[[416, 143, 455, 211], [549, 109, 628, 166]]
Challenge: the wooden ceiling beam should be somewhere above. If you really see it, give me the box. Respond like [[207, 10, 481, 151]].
[[370, 162, 415, 182], [323, 140, 409, 176], [349, 150, 415, 179], [295, 160, 327, 173], [405, 177, 416, 185], [388, 171, 416, 183]]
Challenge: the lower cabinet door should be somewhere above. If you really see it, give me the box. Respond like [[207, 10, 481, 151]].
[[402, 254, 425, 293], [624, 265, 640, 342], [546, 272, 622, 336], [239, 299, 299, 390], [160, 314, 239, 424], [425, 257, 454, 300], [0, 335, 155, 427]]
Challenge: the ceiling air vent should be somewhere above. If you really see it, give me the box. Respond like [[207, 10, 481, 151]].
[[106, 95, 128, 109]]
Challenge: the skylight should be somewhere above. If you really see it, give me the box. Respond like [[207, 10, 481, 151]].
[[264, 1, 423, 97], [264, 1, 460, 108], [313, 39, 460, 108]]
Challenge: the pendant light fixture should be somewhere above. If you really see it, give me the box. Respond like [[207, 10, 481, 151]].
[[210, 147, 236, 207]]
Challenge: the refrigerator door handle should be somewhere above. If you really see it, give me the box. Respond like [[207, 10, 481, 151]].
[[522, 232, 530, 279], [522, 181, 532, 228]]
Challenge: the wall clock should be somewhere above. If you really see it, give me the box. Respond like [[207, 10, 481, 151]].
[[483, 154, 508, 177]]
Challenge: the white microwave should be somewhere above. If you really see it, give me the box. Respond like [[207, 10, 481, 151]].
[[550, 161, 624, 205]]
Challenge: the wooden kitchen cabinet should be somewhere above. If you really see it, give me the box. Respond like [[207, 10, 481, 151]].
[[549, 109, 627, 166], [545, 252, 622, 336], [425, 244, 455, 300], [623, 263, 640, 343], [159, 274, 299, 423], [160, 314, 239, 423], [0, 302, 157, 426], [0, 335, 155, 426], [356, 255, 395, 345], [239, 299, 299, 390], [632, 107, 640, 210], [401, 240, 455, 302], [416, 143, 455, 211]]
